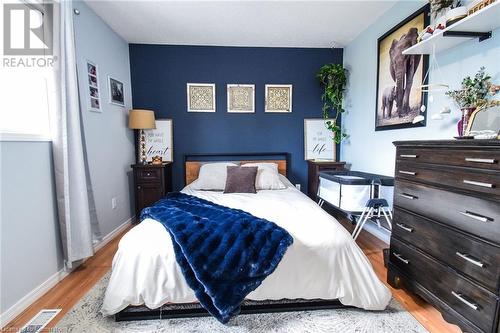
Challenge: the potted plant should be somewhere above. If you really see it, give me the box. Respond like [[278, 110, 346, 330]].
[[446, 67, 493, 136], [316, 63, 348, 144], [429, 0, 466, 27]]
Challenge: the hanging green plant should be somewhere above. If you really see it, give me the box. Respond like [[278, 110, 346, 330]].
[[316, 63, 348, 143]]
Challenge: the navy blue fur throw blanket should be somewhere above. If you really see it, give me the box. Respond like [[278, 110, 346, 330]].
[[140, 192, 293, 323]]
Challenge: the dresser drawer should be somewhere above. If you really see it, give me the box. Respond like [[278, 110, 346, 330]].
[[390, 239, 498, 333], [396, 162, 500, 199], [394, 180, 500, 244], [397, 147, 500, 171], [393, 208, 500, 293], [135, 168, 162, 182]]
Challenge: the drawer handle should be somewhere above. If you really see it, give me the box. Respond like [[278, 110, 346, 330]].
[[463, 179, 494, 188], [455, 252, 485, 268], [398, 193, 418, 200], [459, 211, 492, 223], [400, 154, 418, 158], [393, 253, 409, 264], [465, 157, 497, 164], [451, 291, 479, 311], [396, 223, 414, 232], [399, 170, 417, 176]]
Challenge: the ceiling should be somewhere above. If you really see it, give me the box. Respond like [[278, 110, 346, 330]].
[[85, 1, 397, 48]]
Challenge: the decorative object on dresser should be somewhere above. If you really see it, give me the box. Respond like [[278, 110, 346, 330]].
[[375, 4, 429, 131], [108, 76, 125, 106], [265, 84, 292, 113], [304, 119, 337, 161], [316, 63, 348, 143], [187, 83, 216, 112], [465, 101, 500, 139], [388, 140, 500, 333], [227, 84, 255, 113], [446, 67, 495, 137], [144, 118, 173, 162], [307, 160, 346, 200], [131, 163, 172, 218], [128, 109, 156, 164]]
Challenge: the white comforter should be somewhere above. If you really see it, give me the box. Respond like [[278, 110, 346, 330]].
[[101, 176, 391, 316]]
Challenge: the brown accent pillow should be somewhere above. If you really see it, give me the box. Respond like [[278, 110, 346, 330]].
[[224, 166, 258, 194]]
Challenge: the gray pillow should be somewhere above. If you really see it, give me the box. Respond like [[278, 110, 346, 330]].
[[224, 166, 258, 194]]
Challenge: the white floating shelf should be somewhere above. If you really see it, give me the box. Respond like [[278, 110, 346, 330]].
[[403, 1, 500, 55]]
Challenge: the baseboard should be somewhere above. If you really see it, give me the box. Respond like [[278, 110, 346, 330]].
[[362, 220, 390, 244], [93, 216, 134, 252], [0, 216, 134, 328], [0, 269, 69, 327]]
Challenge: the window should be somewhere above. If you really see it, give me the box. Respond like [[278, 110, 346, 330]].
[[0, 0, 53, 141]]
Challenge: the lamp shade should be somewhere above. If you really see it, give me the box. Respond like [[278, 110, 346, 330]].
[[128, 109, 156, 129]]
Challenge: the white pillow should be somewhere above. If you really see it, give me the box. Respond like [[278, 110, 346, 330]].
[[242, 162, 286, 190], [190, 162, 237, 190]]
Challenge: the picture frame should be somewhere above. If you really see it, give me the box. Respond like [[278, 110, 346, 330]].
[[304, 118, 336, 161], [465, 101, 500, 138], [187, 83, 216, 112], [227, 84, 255, 113], [265, 84, 293, 113], [108, 76, 125, 106], [143, 119, 174, 162], [375, 4, 429, 131], [86, 60, 101, 113]]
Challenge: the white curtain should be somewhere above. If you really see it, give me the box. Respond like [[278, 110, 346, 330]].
[[51, 0, 101, 269]]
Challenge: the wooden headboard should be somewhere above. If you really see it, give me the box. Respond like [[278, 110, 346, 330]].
[[184, 153, 290, 186]]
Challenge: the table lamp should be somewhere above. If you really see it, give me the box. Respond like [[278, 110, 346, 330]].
[[128, 109, 156, 164]]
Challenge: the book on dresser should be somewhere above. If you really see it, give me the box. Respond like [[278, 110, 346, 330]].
[[388, 140, 500, 333]]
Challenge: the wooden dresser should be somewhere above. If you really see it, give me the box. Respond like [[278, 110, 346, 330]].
[[307, 160, 346, 199], [388, 140, 500, 333], [132, 163, 172, 219]]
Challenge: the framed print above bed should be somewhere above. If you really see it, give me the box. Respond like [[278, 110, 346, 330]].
[[304, 119, 336, 161], [187, 83, 216, 112], [144, 119, 173, 162], [227, 84, 255, 113], [265, 84, 292, 113], [375, 4, 429, 131]]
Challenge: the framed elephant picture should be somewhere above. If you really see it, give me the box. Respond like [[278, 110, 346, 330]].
[[375, 4, 429, 131]]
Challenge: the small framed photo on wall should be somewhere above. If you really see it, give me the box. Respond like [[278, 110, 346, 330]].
[[187, 83, 216, 112], [227, 84, 255, 113], [265, 84, 292, 113], [108, 76, 125, 106], [144, 119, 173, 162], [86, 60, 101, 113], [304, 118, 336, 161]]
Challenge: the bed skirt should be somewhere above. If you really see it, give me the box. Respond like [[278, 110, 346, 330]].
[[115, 299, 347, 321]]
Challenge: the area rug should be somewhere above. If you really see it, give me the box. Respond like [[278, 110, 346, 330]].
[[55, 272, 427, 332]]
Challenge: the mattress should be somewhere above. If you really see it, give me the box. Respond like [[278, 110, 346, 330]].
[[101, 175, 391, 316]]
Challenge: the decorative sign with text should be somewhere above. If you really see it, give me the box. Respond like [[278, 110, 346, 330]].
[[304, 119, 336, 161], [144, 119, 173, 162]]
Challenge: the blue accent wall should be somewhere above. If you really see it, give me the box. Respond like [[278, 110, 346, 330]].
[[129, 45, 343, 191]]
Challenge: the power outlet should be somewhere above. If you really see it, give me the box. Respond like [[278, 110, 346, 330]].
[[111, 197, 117, 210], [295, 184, 301, 191]]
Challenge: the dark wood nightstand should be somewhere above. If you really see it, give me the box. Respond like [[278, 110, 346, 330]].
[[307, 160, 346, 200], [132, 163, 172, 219]]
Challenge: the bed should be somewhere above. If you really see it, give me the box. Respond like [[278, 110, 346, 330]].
[[101, 153, 391, 321]]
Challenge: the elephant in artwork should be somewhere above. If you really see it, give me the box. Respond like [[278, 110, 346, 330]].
[[389, 27, 421, 116], [381, 86, 396, 118]]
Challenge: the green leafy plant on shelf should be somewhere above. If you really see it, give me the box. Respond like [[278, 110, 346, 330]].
[[316, 63, 348, 143]]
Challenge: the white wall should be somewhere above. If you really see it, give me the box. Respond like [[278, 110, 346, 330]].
[[0, 1, 134, 325], [341, 1, 500, 176]]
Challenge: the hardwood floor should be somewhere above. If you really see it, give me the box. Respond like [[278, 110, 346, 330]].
[[2, 217, 461, 333]]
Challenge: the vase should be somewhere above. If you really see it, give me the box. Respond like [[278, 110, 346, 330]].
[[457, 107, 475, 136]]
